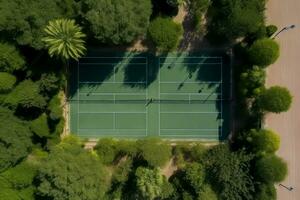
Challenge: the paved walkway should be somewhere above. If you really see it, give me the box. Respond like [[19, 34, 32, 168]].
[[266, 0, 300, 199]]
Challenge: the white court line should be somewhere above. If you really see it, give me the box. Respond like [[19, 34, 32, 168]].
[[78, 112, 147, 114], [160, 92, 221, 95], [79, 81, 147, 84], [159, 63, 222, 65], [161, 128, 219, 131], [78, 92, 147, 95], [77, 61, 80, 136], [158, 58, 161, 136], [80, 56, 148, 59], [160, 112, 220, 114], [146, 57, 148, 136], [78, 128, 146, 131], [79, 63, 147, 65], [159, 56, 223, 59], [221, 57, 223, 137], [160, 81, 221, 84]]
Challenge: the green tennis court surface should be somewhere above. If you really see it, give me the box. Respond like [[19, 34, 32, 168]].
[[69, 51, 231, 140]]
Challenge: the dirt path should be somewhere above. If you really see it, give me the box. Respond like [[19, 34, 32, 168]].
[[265, 0, 300, 199]]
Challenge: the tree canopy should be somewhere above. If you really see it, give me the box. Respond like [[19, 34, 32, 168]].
[[81, 0, 152, 44], [258, 86, 292, 113], [0, 0, 68, 49], [43, 19, 86, 60], [248, 38, 280, 66], [0, 43, 25, 73], [255, 154, 288, 183], [0, 72, 16, 93], [148, 17, 183, 51], [0, 107, 32, 172], [207, 0, 266, 42], [36, 138, 109, 200], [246, 129, 280, 156]]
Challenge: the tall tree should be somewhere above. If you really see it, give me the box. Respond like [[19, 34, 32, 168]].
[[43, 19, 86, 61]]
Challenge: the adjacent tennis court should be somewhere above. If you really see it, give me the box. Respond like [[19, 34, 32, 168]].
[[69, 51, 231, 140]]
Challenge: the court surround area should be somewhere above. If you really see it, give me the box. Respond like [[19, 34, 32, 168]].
[[69, 51, 231, 140]]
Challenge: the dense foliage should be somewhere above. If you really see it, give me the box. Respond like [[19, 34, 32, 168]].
[[0, 0, 67, 49], [36, 138, 109, 200], [0, 43, 25, 73], [81, 0, 152, 44], [0, 72, 16, 93], [258, 86, 292, 113], [30, 113, 50, 138], [248, 38, 280, 66], [148, 17, 183, 51], [255, 154, 288, 183], [0, 108, 32, 172], [207, 0, 266, 42]]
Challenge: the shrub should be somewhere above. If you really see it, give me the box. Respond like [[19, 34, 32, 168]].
[[94, 138, 118, 164], [148, 17, 183, 52], [116, 140, 138, 157], [30, 113, 50, 138], [47, 94, 63, 122], [81, 0, 152, 44], [246, 129, 280, 156], [39, 73, 60, 97], [266, 25, 278, 37], [239, 66, 266, 98], [137, 138, 172, 167], [0, 72, 16, 93], [190, 0, 211, 30], [0, 107, 33, 172], [0, 43, 25, 73], [248, 38, 280, 66], [4, 80, 47, 111], [112, 159, 133, 184], [184, 163, 205, 195], [190, 144, 207, 162], [198, 184, 218, 200], [255, 183, 277, 200], [258, 86, 292, 113], [255, 155, 288, 183]]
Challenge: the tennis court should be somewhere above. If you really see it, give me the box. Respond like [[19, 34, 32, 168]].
[[69, 51, 231, 140]]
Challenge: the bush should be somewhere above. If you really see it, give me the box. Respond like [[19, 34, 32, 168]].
[[81, 0, 152, 44], [112, 159, 133, 184], [198, 184, 218, 200], [266, 25, 278, 37], [0, 72, 16, 93], [4, 80, 47, 111], [184, 163, 205, 195], [116, 140, 138, 157], [148, 17, 183, 52], [94, 138, 118, 164], [30, 113, 50, 138], [255, 155, 288, 183], [0, 43, 25, 72], [258, 86, 292, 113], [39, 73, 60, 97], [239, 66, 266, 98], [190, 0, 211, 30], [47, 94, 63, 122], [248, 38, 280, 66], [190, 144, 207, 162], [255, 183, 276, 200], [246, 129, 280, 156], [0, 107, 33, 172], [137, 138, 172, 167]]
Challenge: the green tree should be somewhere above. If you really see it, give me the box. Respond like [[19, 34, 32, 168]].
[[203, 144, 255, 200], [37, 138, 109, 200], [43, 19, 86, 60], [4, 80, 46, 111], [207, 0, 265, 42], [0, 108, 32, 172], [135, 167, 169, 200], [255, 183, 276, 200], [184, 163, 205, 195], [0, 0, 67, 49], [47, 93, 63, 122], [246, 129, 280, 156], [0, 43, 25, 73], [198, 184, 218, 200], [148, 17, 183, 51], [255, 155, 288, 183], [137, 138, 172, 167], [266, 25, 278, 37], [0, 72, 16, 93], [81, 0, 152, 44], [248, 38, 280, 66], [190, 0, 211, 30], [258, 86, 292, 113], [94, 138, 118, 164], [30, 113, 50, 138], [39, 73, 60, 97], [239, 66, 266, 97]]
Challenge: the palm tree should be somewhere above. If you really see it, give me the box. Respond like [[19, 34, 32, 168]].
[[43, 19, 86, 61]]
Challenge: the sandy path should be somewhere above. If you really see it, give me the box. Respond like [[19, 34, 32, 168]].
[[265, 0, 300, 199]]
